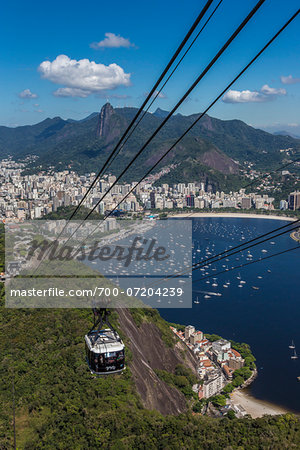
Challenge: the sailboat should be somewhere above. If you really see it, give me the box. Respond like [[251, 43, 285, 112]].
[[289, 340, 295, 349], [291, 349, 298, 360], [194, 296, 200, 304]]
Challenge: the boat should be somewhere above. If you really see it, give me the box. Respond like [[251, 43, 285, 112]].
[[291, 349, 298, 360], [297, 376, 300, 381], [204, 295, 211, 299], [194, 296, 200, 304], [223, 284, 228, 288], [212, 283, 218, 287], [238, 284, 243, 288], [289, 340, 295, 349], [252, 286, 259, 290]]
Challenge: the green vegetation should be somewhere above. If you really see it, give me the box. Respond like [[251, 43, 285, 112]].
[[202, 334, 256, 391], [227, 409, 236, 420], [2, 105, 299, 192], [229, 340, 257, 371], [155, 158, 243, 192], [1, 296, 300, 448], [41, 205, 104, 220], [211, 394, 227, 407], [129, 307, 175, 347], [204, 333, 222, 342], [155, 364, 198, 398], [1, 229, 300, 448]]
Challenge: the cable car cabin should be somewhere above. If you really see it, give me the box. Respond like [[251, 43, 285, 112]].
[[85, 328, 125, 375]]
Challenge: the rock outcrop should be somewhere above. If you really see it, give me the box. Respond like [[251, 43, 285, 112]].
[[117, 309, 198, 415]]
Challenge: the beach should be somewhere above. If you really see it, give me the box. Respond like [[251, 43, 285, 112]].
[[231, 390, 289, 418], [169, 212, 296, 221]]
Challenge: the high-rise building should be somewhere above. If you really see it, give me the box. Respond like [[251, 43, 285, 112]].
[[190, 331, 204, 345], [242, 197, 252, 209], [280, 199, 288, 210], [185, 325, 195, 340], [288, 191, 300, 210], [186, 194, 195, 207], [150, 192, 156, 209], [203, 370, 224, 398], [177, 183, 185, 194], [188, 183, 195, 193]]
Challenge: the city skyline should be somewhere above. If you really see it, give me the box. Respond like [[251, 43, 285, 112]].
[[1, 156, 298, 221]]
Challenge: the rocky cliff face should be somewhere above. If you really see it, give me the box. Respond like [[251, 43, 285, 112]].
[[96, 102, 114, 139], [117, 309, 198, 415], [199, 148, 238, 174]]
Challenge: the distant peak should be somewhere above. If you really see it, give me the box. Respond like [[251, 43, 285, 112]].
[[97, 103, 114, 138], [153, 108, 169, 118], [101, 102, 113, 113]]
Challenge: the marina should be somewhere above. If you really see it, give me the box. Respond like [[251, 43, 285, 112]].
[[160, 217, 300, 413]]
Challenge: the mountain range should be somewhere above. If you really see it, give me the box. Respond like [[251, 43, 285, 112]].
[[1, 103, 299, 190]]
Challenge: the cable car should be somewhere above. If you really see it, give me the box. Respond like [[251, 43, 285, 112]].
[[85, 307, 125, 375]]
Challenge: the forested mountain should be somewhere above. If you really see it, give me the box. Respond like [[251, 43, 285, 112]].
[[0, 225, 300, 448], [1, 291, 299, 448], [1, 103, 299, 190]]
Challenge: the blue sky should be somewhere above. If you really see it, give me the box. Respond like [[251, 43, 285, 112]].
[[1, 0, 299, 132]]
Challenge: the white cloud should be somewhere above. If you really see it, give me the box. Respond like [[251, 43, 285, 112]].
[[153, 90, 167, 99], [18, 88, 38, 99], [90, 32, 134, 49], [280, 75, 300, 85], [145, 90, 167, 99], [38, 55, 131, 98], [222, 90, 266, 103], [222, 84, 286, 104], [260, 84, 286, 95], [53, 87, 91, 98]]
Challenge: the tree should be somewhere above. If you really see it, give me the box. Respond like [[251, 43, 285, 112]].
[[232, 376, 244, 387], [227, 410, 236, 420], [223, 383, 234, 394], [211, 395, 227, 407]]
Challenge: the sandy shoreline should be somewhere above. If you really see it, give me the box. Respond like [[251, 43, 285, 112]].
[[231, 390, 290, 418], [169, 212, 296, 221]]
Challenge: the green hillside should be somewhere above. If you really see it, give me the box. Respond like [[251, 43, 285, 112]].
[[1, 293, 300, 448], [0, 221, 299, 448], [1, 104, 299, 191]]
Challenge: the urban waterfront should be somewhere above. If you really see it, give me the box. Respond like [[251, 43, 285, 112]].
[[159, 217, 300, 413]]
